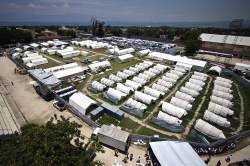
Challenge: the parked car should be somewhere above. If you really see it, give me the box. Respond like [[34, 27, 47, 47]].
[[53, 100, 66, 111], [81, 58, 91, 64], [65, 60, 73, 64]]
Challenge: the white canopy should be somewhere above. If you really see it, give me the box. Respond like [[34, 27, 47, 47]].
[[88, 61, 111, 72], [123, 69, 136, 77], [129, 67, 140, 73], [170, 97, 193, 111], [124, 98, 147, 111], [212, 90, 233, 101], [216, 77, 233, 84], [109, 74, 123, 83], [116, 83, 134, 95], [136, 49, 151, 56], [53, 66, 84, 79], [150, 141, 206, 166], [30, 58, 48, 66], [107, 88, 127, 101], [138, 73, 151, 81], [194, 119, 226, 140], [125, 80, 142, 90], [157, 111, 182, 125], [203, 110, 230, 128], [179, 87, 199, 97], [22, 55, 43, 64], [132, 77, 147, 85], [214, 80, 232, 89], [116, 71, 129, 80], [149, 68, 162, 75], [134, 91, 156, 104], [185, 82, 203, 92], [143, 71, 156, 78], [162, 76, 177, 84], [191, 75, 207, 82], [174, 67, 187, 73], [144, 86, 164, 98], [92, 81, 106, 91], [170, 70, 184, 77], [175, 91, 195, 103], [161, 101, 187, 118], [208, 66, 222, 75], [210, 95, 233, 108], [157, 79, 173, 88], [100, 78, 115, 87], [175, 62, 192, 71], [116, 53, 134, 63], [165, 73, 179, 80], [214, 85, 232, 93], [208, 102, 234, 117], [151, 83, 169, 93], [188, 78, 205, 87], [194, 71, 208, 79], [69, 93, 97, 115]]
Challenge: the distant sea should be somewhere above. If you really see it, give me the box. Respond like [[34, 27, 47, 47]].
[[1, 20, 250, 28]]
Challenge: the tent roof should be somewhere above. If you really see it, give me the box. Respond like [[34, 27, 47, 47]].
[[69, 92, 97, 110], [150, 141, 206, 166], [117, 53, 134, 60], [53, 66, 83, 79], [209, 66, 222, 75], [88, 61, 111, 70], [98, 125, 129, 143]]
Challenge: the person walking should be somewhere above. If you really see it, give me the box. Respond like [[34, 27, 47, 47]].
[[130, 153, 133, 161], [114, 149, 119, 157], [216, 160, 221, 166], [126, 151, 129, 158], [11, 81, 14, 86], [136, 156, 141, 163]]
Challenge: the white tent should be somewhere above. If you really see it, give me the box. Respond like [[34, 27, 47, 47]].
[[170, 97, 193, 111], [170, 70, 184, 77], [165, 73, 179, 80], [191, 75, 207, 82], [14, 48, 22, 53], [144, 86, 164, 98], [157, 79, 173, 88], [109, 74, 123, 83], [92, 81, 106, 91], [129, 67, 140, 73], [88, 61, 111, 73], [114, 48, 134, 56], [234, 63, 250, 72], [81, 51, 89, 56], [45, 49, 56, 55], [26, 52, 39, 57], [149, 68, 162, 75], [174, 67, 187, 73], [175, 91, 195, 103], [210, 96, 233, 108], [124, 98, 147, 111], [203, 110, 230, 128], [214, 80, 232, 89], [194, 71, 208, 79], [194, 119, 226, 140], [162, 76, 177, 84], [134, 91, 156, 104], [30, 58, 48, 66], [100, 78, 115, 87], [60, 50, 81, 58], [214, 85, 232, 93], [116, 83, 134, 95], [106, 88, 127, 101], [150, 141, 206, 166], [135, 64, 145, 71], [12, 52, 21, 59], [157, 111, 182, 125], [97, 125, 129, 151], [212, 90, 233, 101], [188, 78, 205, 87], [179, 87, 199, 97], [151, 83, 169, 93], [161, 101, 187, 118], [115, 53, 134, 63], [53, 66, 84, 79], [216, 77, 233, 84], [136, 49, 150, 56], [142, 60, 154, 66], [132, 77, 147, 85], [22, 55, 43, 64], [125, 80, 142, 90], [123, 69, 136, 77], [116, 72, 129, 80], [208, 66, 222, 75], [138, 73, 151, 81], [175, 62, 192, 71], [208, 102, 234, 117], [40, 47, 47, 53], [143, 71, 156, 78], [69, 93, 97, 115], [185, 82, 203, 92], [139, 62, 151, 69]]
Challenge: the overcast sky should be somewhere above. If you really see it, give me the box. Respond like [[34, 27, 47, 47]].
[[0, 0, 249, 22]]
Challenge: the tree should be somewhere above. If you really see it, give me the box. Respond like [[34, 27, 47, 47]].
[[97, 21, 105, 37], [0, 116, 104, 166], [184, 30, 202, 55]]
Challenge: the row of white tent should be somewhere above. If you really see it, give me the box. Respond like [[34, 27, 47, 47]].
[[71, 40, 109, 49], [21, 52, 48, 67], [194, 76, 234, 140]]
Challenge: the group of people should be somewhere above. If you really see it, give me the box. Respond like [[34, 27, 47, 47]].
[[194, 140, 238, 156]]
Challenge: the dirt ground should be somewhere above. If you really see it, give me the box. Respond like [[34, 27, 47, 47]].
[[1, 56, 250, 166]]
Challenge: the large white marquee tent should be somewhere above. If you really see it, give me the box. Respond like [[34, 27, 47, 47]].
[[170, 97, 193, 111], [203, 110, 230, 128], [157, 111, 182, 125], [208, 102, 234, 117], [134, 91, 156, 104], [161, 101, 187, 118]]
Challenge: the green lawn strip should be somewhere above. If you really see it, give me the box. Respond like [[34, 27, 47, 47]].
[[92, 60, 141, 80], [118, 117, 141, 133], [14, 58, 26, 68], [90, 48, 107, 54], [135, 126, 175, 139], [97, 114, 119, 126], [37, 58, 60, 69]]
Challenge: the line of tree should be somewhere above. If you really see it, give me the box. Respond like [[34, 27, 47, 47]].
[[0, 27, 32, 46], [92, 20, 105, 37], [57, 29, 77, 38], [0, 116, 104, 165]]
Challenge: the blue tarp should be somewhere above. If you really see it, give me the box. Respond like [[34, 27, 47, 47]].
[[166, 49, 176, 55]]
